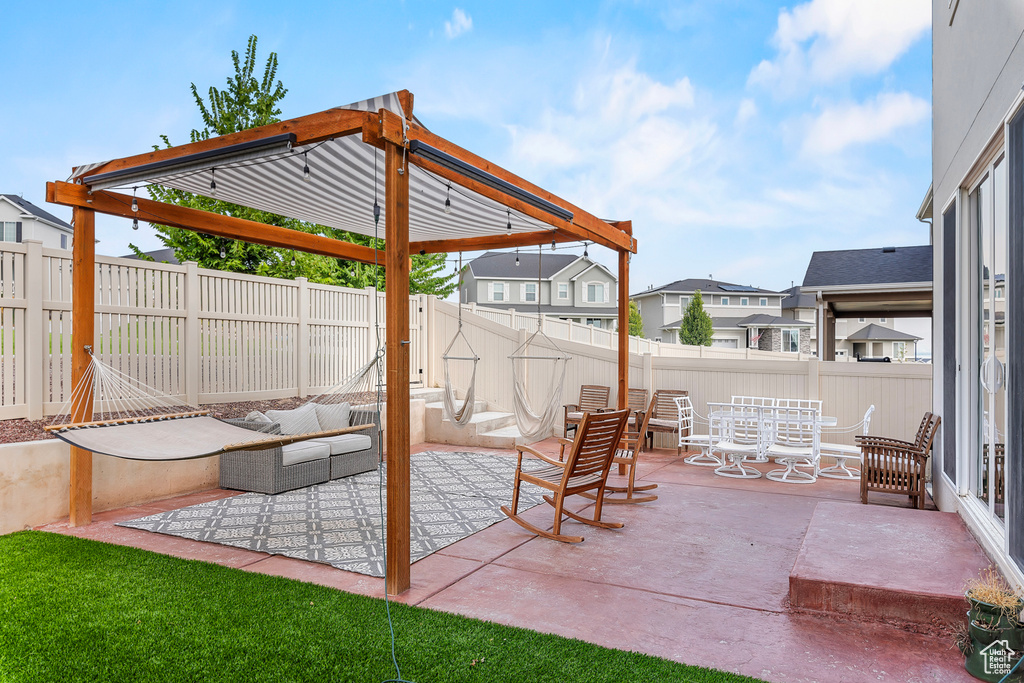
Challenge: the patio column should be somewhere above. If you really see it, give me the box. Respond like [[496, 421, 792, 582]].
[[70, 206, 95, 527], [384, 138, 411, 595], [617, 250, 629, 410]]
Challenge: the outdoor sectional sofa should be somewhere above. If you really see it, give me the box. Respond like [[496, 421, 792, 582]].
[[219, 403, 379, 495]]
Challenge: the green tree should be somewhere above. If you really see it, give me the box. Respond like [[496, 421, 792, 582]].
[[628, 300, 643, 336], [678, 290, 714, 346], [136, 35, 456, 298]]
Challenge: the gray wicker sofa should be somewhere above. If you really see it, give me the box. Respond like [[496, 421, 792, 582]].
[[219, 406, 379, 495]]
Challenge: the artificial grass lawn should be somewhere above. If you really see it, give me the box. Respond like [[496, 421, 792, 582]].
[[0, 531, 762, 683]]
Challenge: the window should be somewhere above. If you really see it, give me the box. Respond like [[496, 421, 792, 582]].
[[759, 297, 768, 306], [492, 282, 505, 302], [557, 283, 568, 299], [60, 234, 68, 249], [524, 283, 537, 302], [585, 318, 602, 327], [995, 286, 1005, 299], [858, 317, 866, 323], [741, 297, 749, 306], [880, 317, 887, 323], [1, 222, 19, 243], [720, 296, 730, 306], [892, 341, 907, 360], [782, 328, 800, 353], [586, 282, 605, 303]]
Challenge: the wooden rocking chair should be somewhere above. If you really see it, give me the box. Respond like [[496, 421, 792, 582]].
[[583, 399, 658, 504], [563, 384, 611, 438], [502, 409, 629, 543]]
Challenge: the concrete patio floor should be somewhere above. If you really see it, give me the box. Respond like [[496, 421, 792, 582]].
[[38, 441, 986, 683]]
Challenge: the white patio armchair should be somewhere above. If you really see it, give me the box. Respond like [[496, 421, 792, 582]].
[[817, 405, 875, 479], [765, 407, 821, 484], [711, 404, 764, 479], [675, 396, 720, 466]]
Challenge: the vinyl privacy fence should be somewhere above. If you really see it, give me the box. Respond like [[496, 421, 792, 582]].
[[0, 241, 425, 420]]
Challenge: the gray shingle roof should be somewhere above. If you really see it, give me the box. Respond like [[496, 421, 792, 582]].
[[476, 302, 617, 316], [468, 251, 579, 279], [781, 286, 817, 310], [120, 248, 181, 264], [662, 314, 812, 330], [802, 246, 932, 288], [633, 278, 779, 298], [1, 194, 72, 230], [846, 323, 921, 341]]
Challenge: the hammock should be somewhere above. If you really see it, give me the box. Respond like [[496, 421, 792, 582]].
[[47, 349, 381, 461], [510, 326, 570, 441], [440, 254, 480, 427]]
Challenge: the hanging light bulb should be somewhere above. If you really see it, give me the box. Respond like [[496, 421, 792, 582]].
[[583, 242, 589, 258], [515, 248, 520, 267], [132, 218, 139, 231], [551, 240, 556, 251], [210, 168, 217, 196], [219, 246, 226, 259], [131, 187, 138, 213], [444, 183, 452, 214], [302, 152, 311, 182], [291, 251, 296, 267], [506, 208, 512, 232]]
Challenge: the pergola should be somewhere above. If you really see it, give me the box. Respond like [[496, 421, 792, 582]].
[[46, 90, 637, 594]]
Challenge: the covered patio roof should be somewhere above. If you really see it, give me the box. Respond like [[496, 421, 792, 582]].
[[46, 89, 637, 596]]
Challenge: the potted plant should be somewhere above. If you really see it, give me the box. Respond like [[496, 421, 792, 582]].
[[962, 567, 1024, 681]]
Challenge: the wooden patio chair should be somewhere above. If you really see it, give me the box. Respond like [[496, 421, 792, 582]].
[[645, 389, 688, 453], [625, 387, 649, 429], [563, 384, 611, 438], [583, 401, 658, 504], [502, 409, 629, 543], [856, 412, 940, 510]]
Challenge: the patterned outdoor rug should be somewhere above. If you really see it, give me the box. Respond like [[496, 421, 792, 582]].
[[117, 451, 545, 577]]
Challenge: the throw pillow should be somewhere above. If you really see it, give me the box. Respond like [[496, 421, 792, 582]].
[[266, 403, 321, 435], [245, 411, 272, 424], [313, 402, 351, 431]]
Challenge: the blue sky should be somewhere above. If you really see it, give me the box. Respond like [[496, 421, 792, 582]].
[[1, 0, 932, 294]]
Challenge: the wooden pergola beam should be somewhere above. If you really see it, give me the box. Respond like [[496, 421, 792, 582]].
[[70, 206, 95, 526], [47, 182, 384, 265], [410, 229, 577, 255]]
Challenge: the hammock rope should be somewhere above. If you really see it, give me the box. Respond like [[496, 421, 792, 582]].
[[441, 253, 479, 427]]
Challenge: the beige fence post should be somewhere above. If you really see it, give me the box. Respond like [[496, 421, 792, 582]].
[[296, 277, 309, 398], [24, 240, 44, 420], [184, 261, 200, 407]]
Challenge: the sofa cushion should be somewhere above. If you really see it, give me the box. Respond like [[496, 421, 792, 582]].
[[311, 434, 372, 456], [266, 404, 321, 435], [245, 411, 273, 424], [280, 440, 331, 467], [313, 402, 351, 431]]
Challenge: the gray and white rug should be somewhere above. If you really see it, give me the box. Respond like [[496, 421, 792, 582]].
[[118, 451, 545, 577]]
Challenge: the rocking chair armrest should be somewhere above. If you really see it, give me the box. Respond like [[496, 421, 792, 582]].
[[563, 403, 581, 412], [516, 443, 568, 469], [855, 435, 917, 450]]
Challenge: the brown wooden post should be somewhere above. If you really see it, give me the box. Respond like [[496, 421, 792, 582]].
[[384, 139, 411, 595], [70, 206, 95, 526], [617, 250, 629, 410]]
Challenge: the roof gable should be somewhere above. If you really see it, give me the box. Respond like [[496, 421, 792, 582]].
[[468, 251, 580, 280], [632, 278, 780, 298], [0, 194, 73, 230]]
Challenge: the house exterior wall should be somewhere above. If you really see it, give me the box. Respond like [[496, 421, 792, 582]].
[[932, 0, 1024, 585], [0, 201, 72, 250]]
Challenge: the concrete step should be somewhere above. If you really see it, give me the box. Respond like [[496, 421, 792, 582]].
[[411, 387, 446, 404], [477, 424, 530, 449]]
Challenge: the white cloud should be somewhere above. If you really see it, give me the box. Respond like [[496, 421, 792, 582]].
[[749, 0, 930, 91], [735, 98, 757, 126], [444, 8, 473, 39], [801, 92, 930, 156]]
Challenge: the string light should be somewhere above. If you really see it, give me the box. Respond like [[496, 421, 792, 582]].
[[551, 240, 556, 251], [444, 183, 452, 214], [302, 152, 311, 182], [515, 248, 520, 267], [210, 168, 217, 196], [131, 187, 138, 213], [583, 242, 589, 258], [291, 251, 296, 267], [132, 218, 139, 230], [219, 247, 226, 259], [506, 208, 512, 232]]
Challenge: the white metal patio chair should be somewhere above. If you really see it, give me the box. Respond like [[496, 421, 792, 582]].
[[675, 396, 719, 466], [765, 406, 821, 484], [817, 405, 875, 479], [711, 403, 764, 479]]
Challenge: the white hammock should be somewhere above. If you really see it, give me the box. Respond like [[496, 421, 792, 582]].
[[441, 321, 479, 427], [510, 327, 570, 441], [47, 349, 382, 461]]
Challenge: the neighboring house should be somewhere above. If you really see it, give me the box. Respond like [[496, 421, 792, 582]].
[[463, 251, 618, 329], [798, 246, 932, 361], [632, 279, 811, 352], [782, 286, 923, 361], [0, 194, 73, 249], [120, 247, 181, 264], [927, 0, 1022, 585]]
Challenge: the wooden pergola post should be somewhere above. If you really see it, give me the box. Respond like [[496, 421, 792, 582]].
[[617, 249, 629, 410], [384, 139, 411, 595], [70, 206, 95, 526]]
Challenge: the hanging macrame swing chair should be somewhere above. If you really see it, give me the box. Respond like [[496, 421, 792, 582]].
[[46, 347, 380, 461], [441, 254, 480, 427], [509, 247, 571, 441]]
